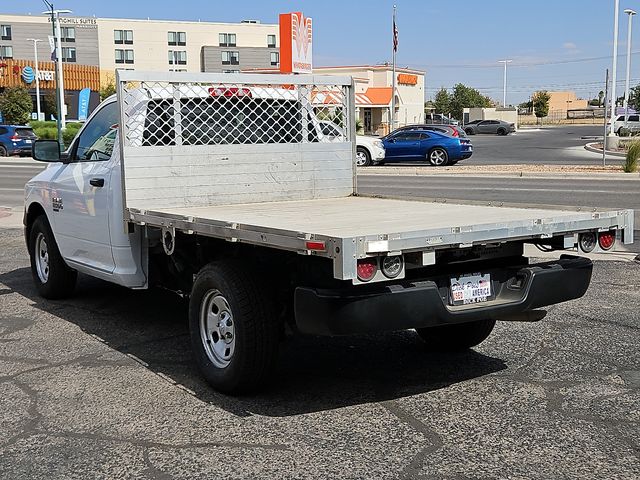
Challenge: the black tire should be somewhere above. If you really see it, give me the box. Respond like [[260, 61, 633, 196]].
[[189, 260, 280, 394], [415, 319, 496, 351], [29, 215, 77, 299], [464, 128, 475, 135], [0, 145, 7, 157], [372, 160, 385, 166], [497, 128, 507, 136], [356, 146, 372, 167], [428, 147, 449, 167]]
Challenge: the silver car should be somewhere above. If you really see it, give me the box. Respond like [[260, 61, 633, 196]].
[[463, 120, 515, 135]]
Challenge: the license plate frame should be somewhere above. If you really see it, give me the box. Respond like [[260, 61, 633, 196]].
[[450, 273, 493, 306]]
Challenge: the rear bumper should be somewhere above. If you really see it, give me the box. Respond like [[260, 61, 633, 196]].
[[294, 255, 592, 335]]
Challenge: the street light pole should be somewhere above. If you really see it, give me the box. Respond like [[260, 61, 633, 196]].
[[42, 4, 72, 147], [623, 9, 636, 128], [609, 0, 620, 137], [26, 38, 42, 121], [498, 60, 512, 107]]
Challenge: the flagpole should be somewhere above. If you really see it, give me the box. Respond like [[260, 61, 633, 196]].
[[391, 4, 397, 132]]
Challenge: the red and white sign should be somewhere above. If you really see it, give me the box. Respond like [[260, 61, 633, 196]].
[[279, 12, 313, 74]]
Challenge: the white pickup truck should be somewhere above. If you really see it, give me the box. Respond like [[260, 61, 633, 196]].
[[24, 72, 634, 393]]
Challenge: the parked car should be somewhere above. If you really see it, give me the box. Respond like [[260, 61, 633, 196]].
[[463, 120, 515, 135], [381, 128, 472, 166], [424, 113, 459, 125], [318, 120, 385, 166], [608, 114, 640, 135], [0, 125, 38, 156], [395, 124, 467, 138]]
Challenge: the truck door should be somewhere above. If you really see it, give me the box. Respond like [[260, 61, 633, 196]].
[[49, 101, 118, 273]]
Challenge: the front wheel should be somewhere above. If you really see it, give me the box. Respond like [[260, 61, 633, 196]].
[[189, 261, 280, 394], [415, 319, 496, 351], [464, 128, 475, 135], [428, 147, 449, 166], [356, 147, 372, 167], [29, 215, 77, 299], [0, 145, 7, 157]]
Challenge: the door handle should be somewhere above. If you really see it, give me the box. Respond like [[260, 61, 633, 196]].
[[89, 178, 105, 187]]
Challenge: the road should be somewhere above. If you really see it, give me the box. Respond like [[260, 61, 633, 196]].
[[382, 125, 609, 166], [0, 228, 638, 479], [358, 174, 640, 229]]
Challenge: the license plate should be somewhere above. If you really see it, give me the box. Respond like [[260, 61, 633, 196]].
[[25, 139, 32, 144], [450, 273, 492, 305]]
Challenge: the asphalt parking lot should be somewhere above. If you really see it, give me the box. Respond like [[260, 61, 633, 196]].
[[1, 226, 639, 479]]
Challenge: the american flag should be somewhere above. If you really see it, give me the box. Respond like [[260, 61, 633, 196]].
[[393, 17, 398, 52]]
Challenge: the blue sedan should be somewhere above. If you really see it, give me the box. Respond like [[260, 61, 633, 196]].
[[381, 129, 473, 166]]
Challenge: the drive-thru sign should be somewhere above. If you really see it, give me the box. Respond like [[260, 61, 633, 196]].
[[279, 12, 313, 74]]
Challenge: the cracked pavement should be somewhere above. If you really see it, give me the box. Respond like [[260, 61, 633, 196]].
[[0, 228, 638, 479]]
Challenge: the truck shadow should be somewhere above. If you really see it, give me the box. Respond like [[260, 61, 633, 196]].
[[0, 267, 506, 418]]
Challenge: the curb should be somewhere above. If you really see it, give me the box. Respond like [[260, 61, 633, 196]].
[[584, 142, 626, 158], [357, 167, 640, 180]]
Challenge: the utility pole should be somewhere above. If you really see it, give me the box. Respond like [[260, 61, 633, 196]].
[[498, 59, 512, 107], [603, 68, 609, 166], [609, 0, 620, 137], [623, 9, 636, 128], [26, 38, 42, 121]]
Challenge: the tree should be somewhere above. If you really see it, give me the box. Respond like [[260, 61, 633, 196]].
[[0, 86, 33, 124], [628, 85, 640, 110], [43, 91, 57, 119], [448, 83, 493, 120], [432, 88, 451, 115], [100, 74, 117, 101], [532, 91, 551, 119]]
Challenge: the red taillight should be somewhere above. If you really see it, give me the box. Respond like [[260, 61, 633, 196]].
[[10, 135, 19, 141], [451, 129, 459, 137], [357, 258, 378, 282], [208, 87, 252, 98], [598, 231, 616, 250]]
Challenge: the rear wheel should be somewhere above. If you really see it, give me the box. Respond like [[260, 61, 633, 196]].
[[0, 145, 7, 157], [29, 215, 77, 299], [356, 147, 372, 167], [428, 147, 449, 166], [189, 260, 280, 394], [415, 319, 496, 351], [497, 128, 507, 136]]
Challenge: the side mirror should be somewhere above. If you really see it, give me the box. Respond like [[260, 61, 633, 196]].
[[32, 140, 61, 163]]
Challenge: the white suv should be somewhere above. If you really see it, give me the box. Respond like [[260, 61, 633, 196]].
[[317, 120, 385, 166], [610, 114, 640, 135]]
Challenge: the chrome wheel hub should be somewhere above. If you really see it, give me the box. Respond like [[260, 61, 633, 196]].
[[430, 150, 446, 165], [355, 151, 367, 166], [200, 290, 235, 368], [35, 233, 50, 283]]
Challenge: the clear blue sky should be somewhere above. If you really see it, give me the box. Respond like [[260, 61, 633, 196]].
[[11, 0, 632, 104]]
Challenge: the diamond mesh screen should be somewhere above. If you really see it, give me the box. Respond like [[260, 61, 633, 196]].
[[119, 77, 353, 148]]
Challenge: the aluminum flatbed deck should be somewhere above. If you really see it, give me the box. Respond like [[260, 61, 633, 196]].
[[128, 196, 634, 280]]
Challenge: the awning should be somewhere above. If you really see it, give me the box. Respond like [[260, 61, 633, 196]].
[[312, 86, 393, 107]]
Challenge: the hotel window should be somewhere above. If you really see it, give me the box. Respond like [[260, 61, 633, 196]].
[[61, 47, 76, 63], [219, 33, 236, 47], [267, 34, 276, 48], [168, 50, 187, 65], [61, 27, 75, 42], [221, 51, 239, 65], [115, 49, 134, 64], [270, 51, 279, 66], [0, 45, 13, 59], [114, 29, 133, 45], [168, 31, 186, 46], [0, 25, 11, 41]]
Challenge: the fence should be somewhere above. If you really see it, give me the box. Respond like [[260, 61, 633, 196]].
[[519, 108, 605, 125]]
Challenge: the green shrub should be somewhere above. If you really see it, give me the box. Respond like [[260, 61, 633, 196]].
[[624, 141, 640, 173], [0, 86, 33, 124], [62, 125, 81, 145]]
